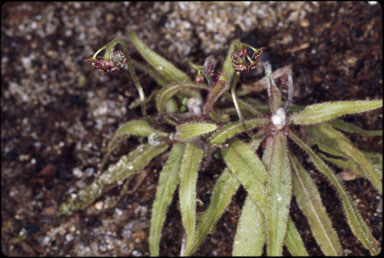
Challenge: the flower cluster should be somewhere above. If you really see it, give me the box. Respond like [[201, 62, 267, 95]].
[[231, 45, 265, 72], [86, 50, 126, 73]]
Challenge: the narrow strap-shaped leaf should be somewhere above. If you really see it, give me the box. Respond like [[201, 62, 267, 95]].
[[306, 126, 366, 178], [233, 195, 265, 256], [155, 82, 207, 112], [288, 130, 380, 255], [208, 118, 268, 144], [57, 143, 168, 216], [176, 122, 217, 141], [317, 124, 381, 192], [222, 138, 267, 208], [290, 100, 382, 125], [329, 119, 383, 137], [131, 59, 170, 87], [262, 134, 307, 255], [264, 62, 282, 114], [179, 142, 204, 256], [262, 135, 274, 171], [222, 139, 307, 256], [290, 152, 342, 256], [223, 40, 237, 83], [265, 131, 292, 256], [149, 143, 185, 256], [363, 151, 382, 176], [129, 31, 191, 83], [101, 120, 166, 170], [188, 168, 240, 255], [109, 120, 166, 150], [285, 219, 309, 256]]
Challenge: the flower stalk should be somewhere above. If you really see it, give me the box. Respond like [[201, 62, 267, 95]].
[[86, 37, 147, 116]]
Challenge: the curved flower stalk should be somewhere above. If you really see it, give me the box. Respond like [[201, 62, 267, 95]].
[[85, 37, 147, 116]]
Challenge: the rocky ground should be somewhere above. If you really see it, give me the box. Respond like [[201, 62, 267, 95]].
[[1, 2, 382, 256]]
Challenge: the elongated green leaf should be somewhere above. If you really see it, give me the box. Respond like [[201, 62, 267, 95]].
[[149, 143, 184, 256], [290, 100, 382, 125], [285, 219, 309, 256], [233, 195, 265, 256], [222, 139, 307, 256], [223, 40, 237, 83], [363, 151, 382, 176], [262, 135, 307, 256], [188, 168, 240, 255], [262, 136, 274, 171], [176, 122, 217, 141], [129, 31, 191, 83], [290, 153, 342, 255], [57, 143, 168, 216], [101, 120, 166, 169], [264, 62, 282, 114], [288, 130, 380, 255], [113, 119, 165, 143], [155, 82, 207, 112], [208, 118, 268, 144], [306, 127, 365, 178], [132, 59, 170, 87], [222, 139, 267, 208], [314, 124, 382, 192], [329, 119, 383, 136], [179, 142, 204, 255], [265, 131, 292, 256]]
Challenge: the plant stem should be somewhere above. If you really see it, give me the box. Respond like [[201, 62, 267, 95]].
[[231, 72, 253, 138], [109, 38, 147, 117]]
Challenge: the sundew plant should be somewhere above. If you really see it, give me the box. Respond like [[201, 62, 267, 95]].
[[57, 31, 382, 256]]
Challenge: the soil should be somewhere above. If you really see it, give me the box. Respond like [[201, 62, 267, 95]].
[[1, 2, 382, 256]]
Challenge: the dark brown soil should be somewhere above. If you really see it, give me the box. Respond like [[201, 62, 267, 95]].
[[1, 2, 382, 256]]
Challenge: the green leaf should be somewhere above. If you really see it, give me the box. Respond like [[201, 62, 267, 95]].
[[265, 131, 292, 256], [285, 219, 309, 256], [363, 151, 382, 176], [179, 142, 204, 255], [132, 59, 170, 87], [188, 168, 240, 255], [233, 195, 265, 256], [306, 126, 366, 178], [223, 40, 237, 83], [109, 120, 166, 151], [264, 62, 282, 114], [101, 120, 166, 169], [155, 82, 207, 112], [222, 139, 307, 256], [290, 152, 342, 256], [288, 130, 380, 255], [314, 124, 382, 192], [208, 118, 268, 144], [290, 100, 383, 125], [176, 122, 217, 141], [149, 143, 184, 256], [262, 135, 274, 171], [57, 143, 168, 216], [329, 119, 383, 136], [222, 139, 267, 209], [129, 31, 191, 83]]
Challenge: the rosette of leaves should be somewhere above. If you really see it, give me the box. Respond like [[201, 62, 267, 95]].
[[56, 32, 382, 257]]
